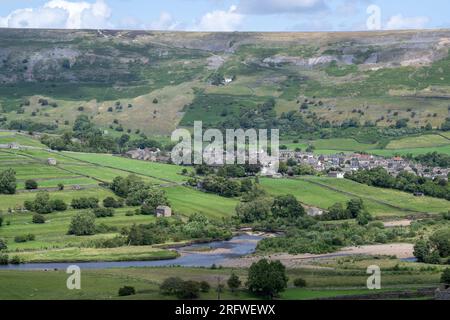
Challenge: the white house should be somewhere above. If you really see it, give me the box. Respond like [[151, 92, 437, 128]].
[[328, 171, 345, 179]]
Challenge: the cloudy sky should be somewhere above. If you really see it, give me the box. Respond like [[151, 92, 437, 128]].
[[0, 0, 449, 32]]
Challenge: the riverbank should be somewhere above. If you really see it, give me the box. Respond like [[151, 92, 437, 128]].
[[221, 243, 415, 268]]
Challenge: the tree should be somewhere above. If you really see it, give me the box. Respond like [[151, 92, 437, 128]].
[[441, 268, 450, 288], [32, 191, 53, 214], [118, 286, 136, 296], [139, 188, 170, 215], [32, 214, 46, 224], [25, 179, 38, 190], [227, 272, 241, 293], [236, 198, 272, 223], [247, 259, 288, 299], [0, 169, 16, 194], [271, 194, 305, 219], [0, 215, 3, 227], [68, 212, 96, 236], [356, 210, 372, 226], [347, 199, 364, 218], [324, 203, 349, 220], [430, 229, 450, 258], [176, 281, 200, 299]]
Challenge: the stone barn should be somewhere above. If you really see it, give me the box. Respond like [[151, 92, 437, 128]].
[[156, 206, 172, 218]]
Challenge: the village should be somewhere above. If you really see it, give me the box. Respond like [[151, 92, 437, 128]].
[[125, 146, 450, 182]]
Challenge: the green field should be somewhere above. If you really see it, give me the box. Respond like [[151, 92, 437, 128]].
[[261, 177, 450, 216], [386, 134, 450, 149], [62, 152, 190, 183], [0, 260, 441, 300]]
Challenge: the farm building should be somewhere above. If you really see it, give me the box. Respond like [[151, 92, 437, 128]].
[[47, 158, 57, 166], [156, 206, 172, 218]]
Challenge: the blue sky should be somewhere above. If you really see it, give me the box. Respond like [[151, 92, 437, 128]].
[[0, 0, 449, 31]]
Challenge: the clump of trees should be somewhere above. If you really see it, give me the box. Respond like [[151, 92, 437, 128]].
[[126, 214, 231, 246], [236, 193, 304, 223], [322, 199, 373, 225], [24, 192, 67, 214], [68, 212, 97, 236], [159, 277, 202, 299], [414, 228, 450, 264], [346, 167, 450, 201], [93, 207, 114, 218], [71, 197, 99, 209], [0, 169, 16, 195], [110, 175, 169, 214]]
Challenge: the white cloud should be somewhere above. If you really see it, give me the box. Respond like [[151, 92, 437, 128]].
[[238, 0, 327, 15], [0, 0, 113, 29], [195, 5, 244, 31], [149, 12, 181, 31], [385, 14, 430, 30]]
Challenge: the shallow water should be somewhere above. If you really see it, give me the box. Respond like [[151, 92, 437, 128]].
[[0, 234, 263, 270]]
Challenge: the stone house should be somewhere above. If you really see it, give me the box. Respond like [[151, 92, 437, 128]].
[[156, 206, 172, 218]]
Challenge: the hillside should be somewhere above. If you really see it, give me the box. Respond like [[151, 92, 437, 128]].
[[1, 29, 450, 135]]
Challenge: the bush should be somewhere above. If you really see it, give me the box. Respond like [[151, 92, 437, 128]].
[[200, 281, 211, 293], [25, 179, 38, 190], [32, 214, 46, 224], [0, 254, 8, 265], [9, 256, 22, 265], [93, 208, 115, 218], [68, 212, 96, 236], [0, 169, 17, 195], [14, 234, 35, 243], [71, 197, 99, 209], [293, 278, 307, 288], [103, 197, 124, 208], [51, 199, 68, 211], [118, 286, 136, 296]]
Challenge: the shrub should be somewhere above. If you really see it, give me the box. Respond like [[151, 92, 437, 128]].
[[93, 207, 115, 218], [32, 214, 46, 224], [25, 179, 38, 190], [293, 278, 307, 288], [57, 183, 65, 191], [118, 286, 136, 296]]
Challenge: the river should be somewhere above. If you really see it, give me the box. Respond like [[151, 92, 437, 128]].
[[0, 234, 263, 270]]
